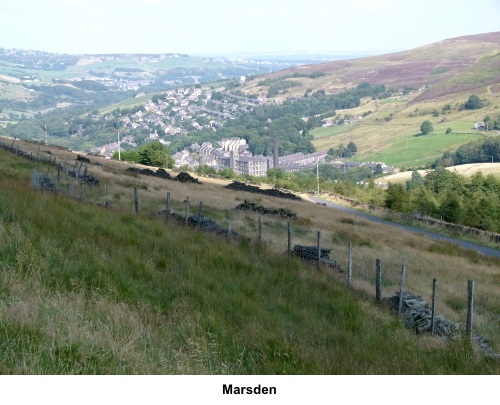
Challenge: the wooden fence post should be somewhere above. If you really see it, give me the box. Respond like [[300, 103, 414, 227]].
[[316, 231, 321, 270], [287, 222, 292, 255], [185, 196, 190, 226], [166, 192, 171, 214], [375, 258, 382, 302], [347, 242, 353, 288], [104, 184, 107, 207], [134, 186, 138, 214], [398, 265, 407, 315], [466, 280, 475, 339], [228, 209, 233, 236], [431, 278, 437, 335], [198, 201, 203, 229]]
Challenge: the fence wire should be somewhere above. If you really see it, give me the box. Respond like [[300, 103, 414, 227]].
[[29, 165, 500, 353]]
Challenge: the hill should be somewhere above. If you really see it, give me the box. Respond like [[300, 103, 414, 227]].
[[242, 32, 500, 100], [239, 32, 500, 168], [1, 137, 499, 374]]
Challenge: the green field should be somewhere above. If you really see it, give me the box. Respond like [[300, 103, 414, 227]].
[[358, 132, 484, 167], [311, 90, 499, 168]]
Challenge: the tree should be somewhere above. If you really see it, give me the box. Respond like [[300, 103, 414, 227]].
[[347, 141, 358, 155], [374, 164, 383, 175], [138, 141, 173, 168], [464, 94, 483, 110], [385, 183, 410, 212], [445, 127, 452, 134], [420, 120, 434, 135], [484, 116, 492, 130], [406, 170, 424, 190], [439, 191, 462, 223]]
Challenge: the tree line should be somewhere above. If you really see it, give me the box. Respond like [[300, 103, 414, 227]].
[[433, 138, 500, 167], [385, 168, 500, 233]]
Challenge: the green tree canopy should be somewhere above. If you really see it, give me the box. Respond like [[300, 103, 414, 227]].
[[464, 94, 483, 110], [420, 120, 434, 135], [138, 141, 173, 168]]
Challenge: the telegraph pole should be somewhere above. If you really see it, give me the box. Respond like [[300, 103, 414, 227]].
[[117, 130, 121, 161], [44, 124, 48, 144], [316, 157, 319, 194]]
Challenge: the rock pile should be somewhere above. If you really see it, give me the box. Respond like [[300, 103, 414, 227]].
[[385, 291, 492, 352], [156, 168, 172, 179], [155, 211, 241, 239], [126, 168, 201, 184], [235, 200, 297, 218], [68, 167, 100, 186], [175, 172, 201, 184], [31, 172, 56, 191], [76, 154, 91, 163], [292, 244, 339, 268], [225, 181, 301, 201], [188, 215, 225, 233], [127, 167, 157, 176]]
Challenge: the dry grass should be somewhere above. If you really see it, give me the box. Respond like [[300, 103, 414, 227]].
[[3, 137, 500, 354], [379, 163, 500, 185]]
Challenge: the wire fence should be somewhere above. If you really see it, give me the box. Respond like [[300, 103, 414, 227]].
[[24, 158, 500, 356]]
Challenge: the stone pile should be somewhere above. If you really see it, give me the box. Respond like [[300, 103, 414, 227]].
[[68, 167, 100, 186], [76, 154, 91, 163], [175, 172, 201, 184], [292, 244, 339, 268], [225, 181, 301, 201], [126, 167, 201, 184], [156, 210, 241, 239], [292, 245, 332, 260], [127, 167, 157, 176], [156, 168, 172, 179], [188, 215, 225, 234], [31, 171, 56, 191], [235, 200, 297, 218], [385, 291, 492, 352]]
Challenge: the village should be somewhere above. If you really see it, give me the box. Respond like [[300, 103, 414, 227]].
[[89, 84, 397, 177]]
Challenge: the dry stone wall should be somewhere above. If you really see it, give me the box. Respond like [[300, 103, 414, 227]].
[[385, 291, 492, 352]]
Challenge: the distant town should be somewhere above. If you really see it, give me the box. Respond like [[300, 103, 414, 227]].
[[85, 84, 397, 177]]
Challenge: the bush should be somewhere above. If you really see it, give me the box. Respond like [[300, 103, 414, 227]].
[[420, 120, 434, 135], [464, 95, 483, 110]]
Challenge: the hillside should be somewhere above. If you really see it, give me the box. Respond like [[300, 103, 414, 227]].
[[1, 138, 499, 374], [240, 32, 500, 168], [242, 32, 500, 100]]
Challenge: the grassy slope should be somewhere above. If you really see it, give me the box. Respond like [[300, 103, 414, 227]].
[[310, 89, 499, 167], [241, 32, 500, 168], [1, 146, 500, 374]]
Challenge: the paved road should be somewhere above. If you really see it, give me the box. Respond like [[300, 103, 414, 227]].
[[310, 197, 500, 258]]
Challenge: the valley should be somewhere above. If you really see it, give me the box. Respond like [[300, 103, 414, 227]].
[[1, 29, 500, 376]]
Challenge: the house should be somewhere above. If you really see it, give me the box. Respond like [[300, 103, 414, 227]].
[[474, 122, 486, 130], [236, 155, 271, 177]]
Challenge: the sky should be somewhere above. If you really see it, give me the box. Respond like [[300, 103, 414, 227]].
[[1, 0, 499, 56]]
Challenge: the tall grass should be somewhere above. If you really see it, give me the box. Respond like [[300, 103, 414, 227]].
[[1, 146, 499, 374]]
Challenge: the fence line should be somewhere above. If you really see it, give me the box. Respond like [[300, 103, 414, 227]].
[[3, 140, 498, 354]]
